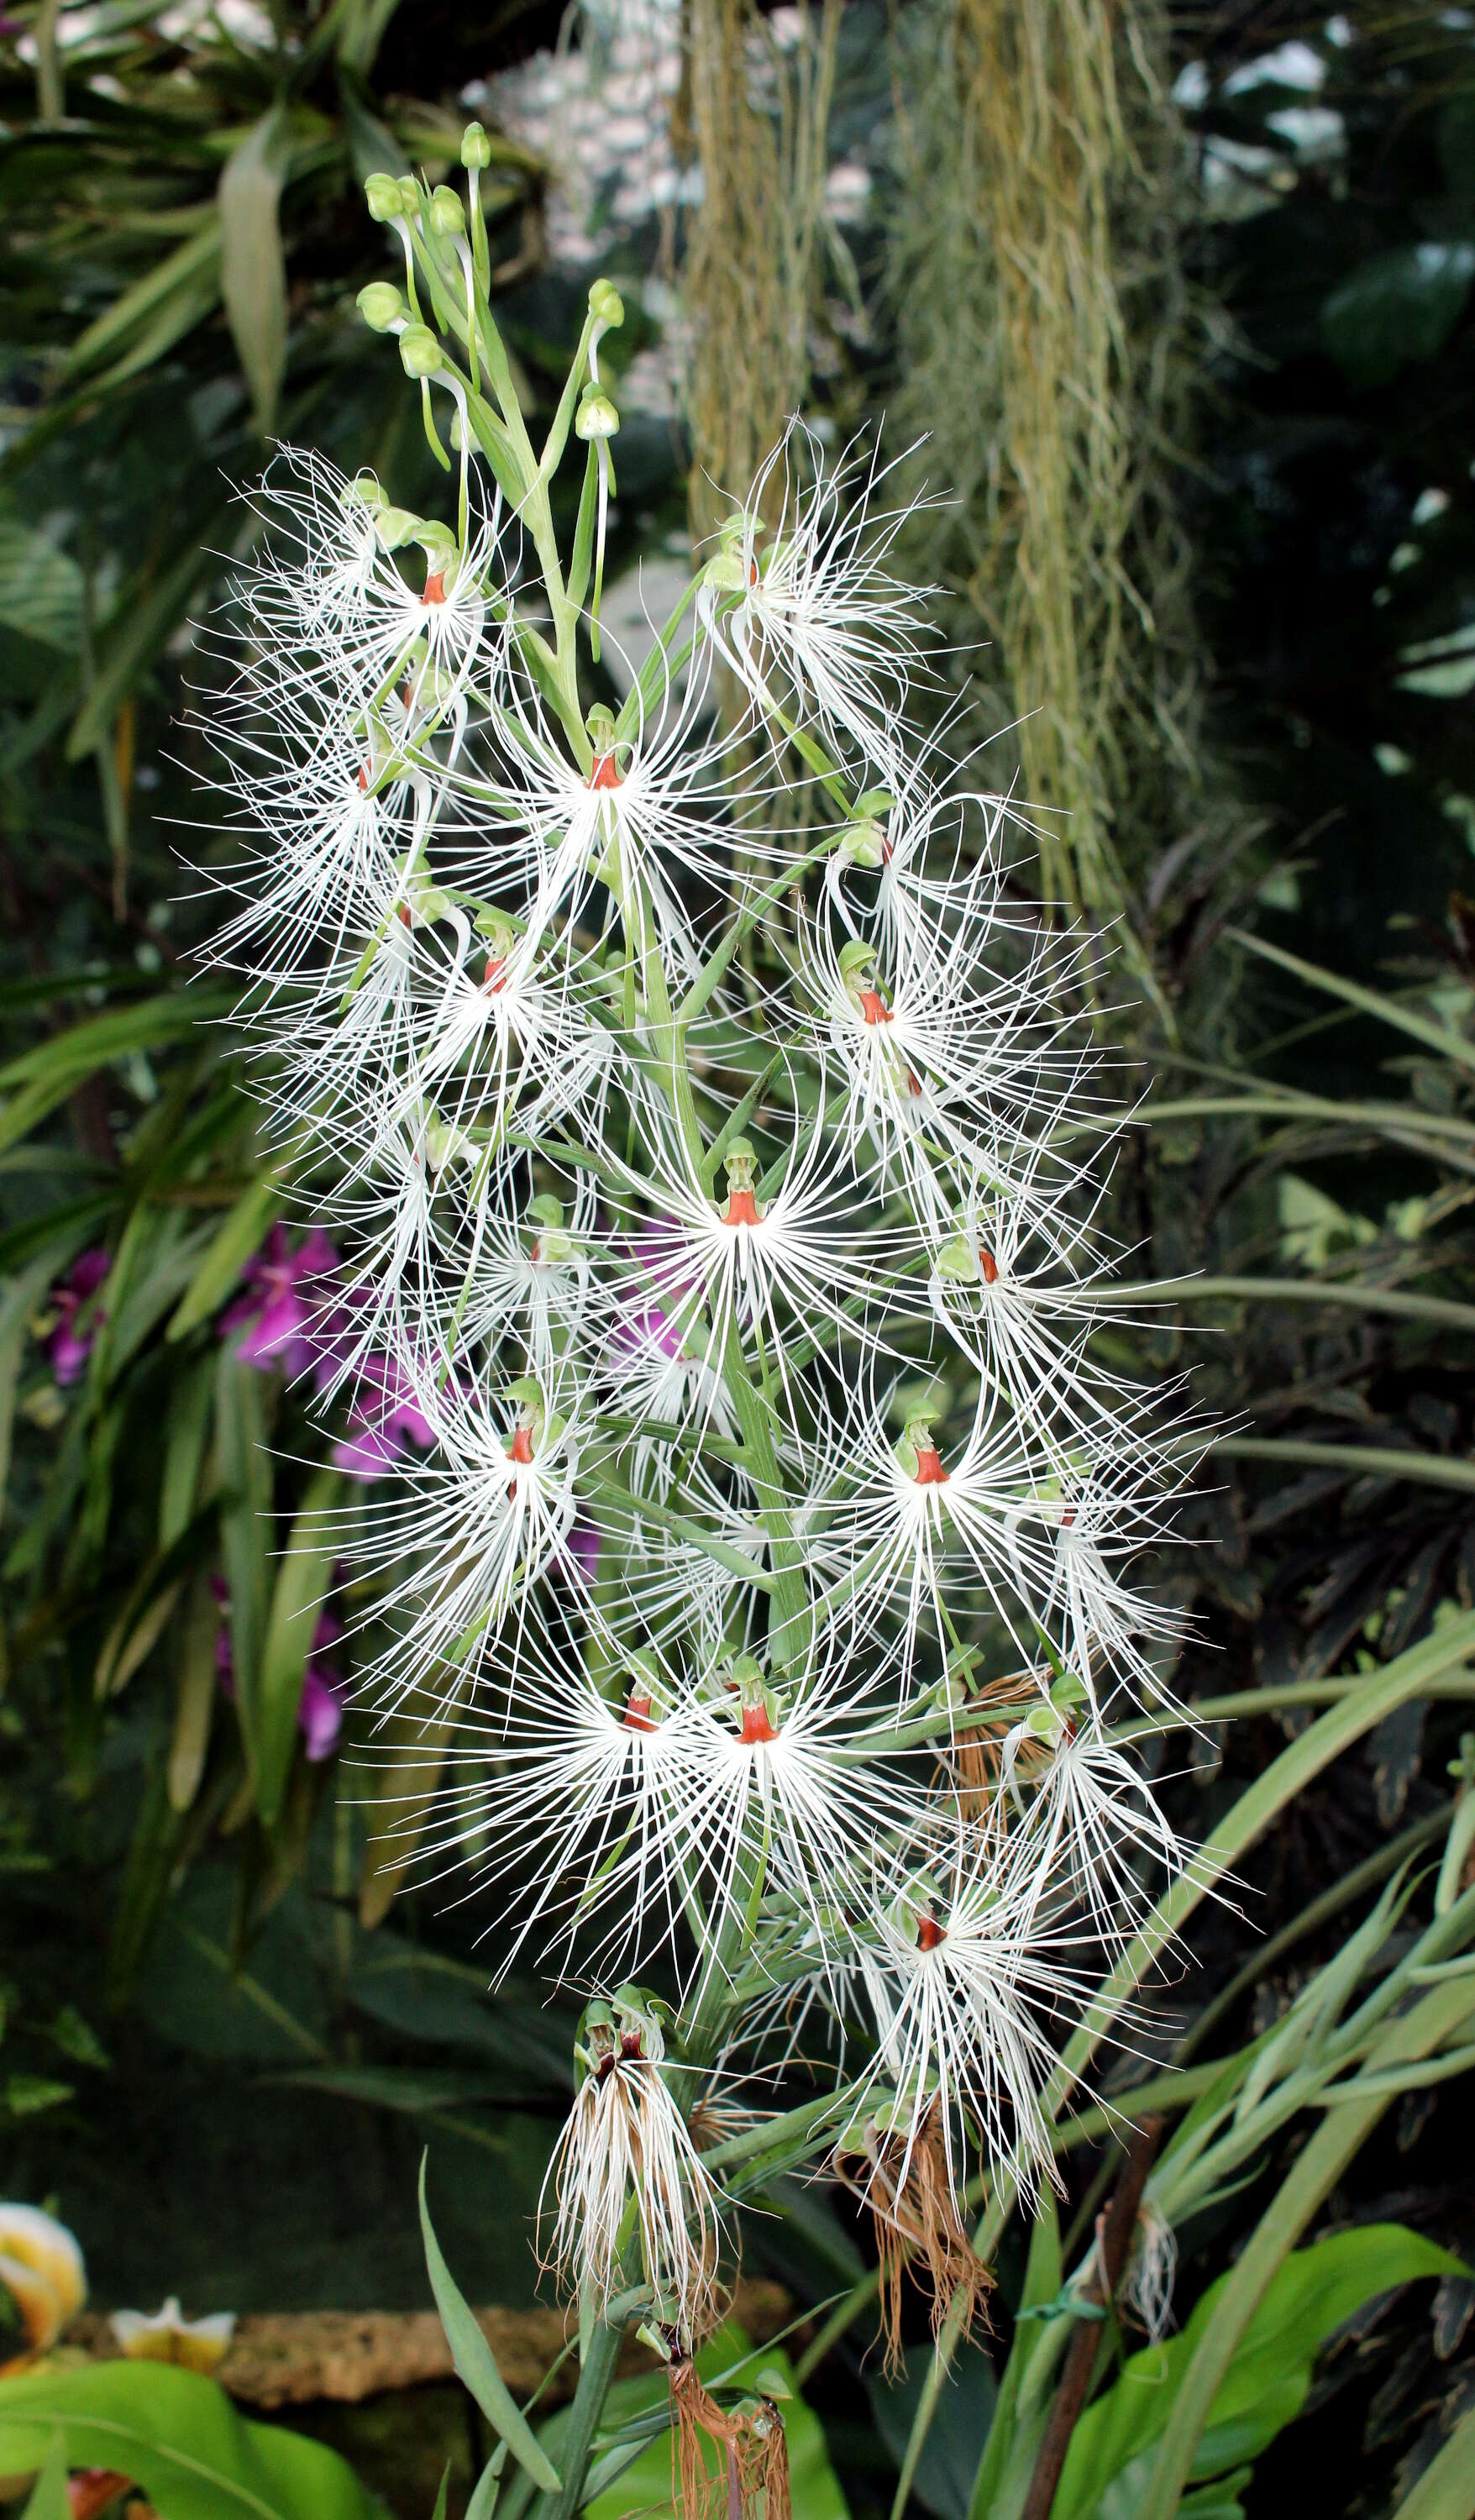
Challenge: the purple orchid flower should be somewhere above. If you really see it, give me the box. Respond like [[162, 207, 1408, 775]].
[[331, 1348, 437, 1483], [567, 1520, 602, 1588], [220, 1225, 342, 1378], [212, 1578, 348, 1762], [44, 1248, 111, 1387]]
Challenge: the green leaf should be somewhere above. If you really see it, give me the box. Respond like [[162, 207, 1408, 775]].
[[273, 2065, 514, 2117], [583, 2323, 850, 2520], [168, 1174, 281, 1341], [255, 1466, 343, 1827], [0, 1253, 61, 1513], [0, 513, 84, 653], [1058, 2225, 1468, 2520], [67, 539, 223, 762], [0, 990, 228, 1095], [465, 2444, 507, 2520], [870, 2343, 996, 2520], [219, 110, 292, 434], [66, 218, 221, 383], [214, 1343, 272, 1768], [1389, 2407, 1475, 2520], [417, 2155, 562, 2495], [1321, 242, 1475, 391], [0, 2360, 391, 2520], [430, 2465, 451, 2520], [19, 2432, 68, 2520], [5, 2075, 73, 2117]]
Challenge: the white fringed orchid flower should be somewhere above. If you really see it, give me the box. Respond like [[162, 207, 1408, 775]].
[[197, 180, 1209, 2428]]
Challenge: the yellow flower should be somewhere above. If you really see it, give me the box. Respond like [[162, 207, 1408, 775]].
[[109, 2298, 235, 2376], [0, 2203, 87, 2355]]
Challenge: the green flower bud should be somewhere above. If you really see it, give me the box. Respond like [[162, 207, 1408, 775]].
[[611, 1987, 666, 2065], [423, 1111, 472, 1172], [364, 172, 404, 223], [701, 543, 748, 596], [461, 121, 493, 171], [415, 520, 459, 573], [588, 277, 625, 329], [398, 323, 443, 379], [341, 470, 387, 514], [356, 281, 403, 333], [935, 1231, 979, 1284], [374, 506, 418, 551], [428, 184, 465, 237], [575, 382, 619, 442], [396, 176, 421, 218]]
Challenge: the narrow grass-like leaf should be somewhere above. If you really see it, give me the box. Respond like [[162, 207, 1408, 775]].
[[417, 2155, 561, 2494]]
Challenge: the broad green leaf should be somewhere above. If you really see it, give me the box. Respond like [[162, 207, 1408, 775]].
[[0, 2360, 391, 2520], [219, 109, 291, 433], [1321, 242, 1475, 390], [1055, 2224, 1467, 2520], [169, 1174, 281, 1340], [418, 2155, 561, 2495], [255, 1465, 343, 1827], [0, 514, 83, 652]]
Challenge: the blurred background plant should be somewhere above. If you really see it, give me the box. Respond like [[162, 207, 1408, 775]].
[[3, 3, 1475, 2517]]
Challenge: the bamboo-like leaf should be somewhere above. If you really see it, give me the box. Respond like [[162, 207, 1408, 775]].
[[892, 1613, 1475, 2516], [1134, 1987, 1475, 2520], [167, 1572, 221, 1813], [255, 1465, 343, 1828], [1226, 926, 1475, 1079], [1388, 2406, 1475, 2520], [0, 1253, 62, 1512], [219, 109, 291, 433], [66, 217, 221, 381], [67, 539, 224, 762], [214, 1342, 272, 1772], [168, 1173, 281, 1341], [1057, 2224, 1467, 2520], [0, 514, 84, 652], [465, 2444, 507, 2520], [0, 990, 229, 1094], [417, 2155, 561, 2494]]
